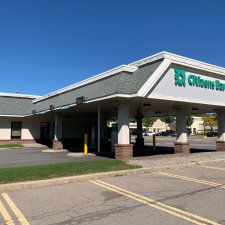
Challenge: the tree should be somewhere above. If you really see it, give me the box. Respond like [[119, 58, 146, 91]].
[[164, 116, 175, 124], [186, 115, 194, 127], [143, 117, 157, 128], [165, 115, 193, 126], [202, 114, 217, 133]]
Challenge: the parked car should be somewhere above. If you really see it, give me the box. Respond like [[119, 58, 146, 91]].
[[159, 130, 176, 136], [170, 132, 177, 137], [159, 131, 168, 136], [143, 131, 155, 136], [206, 131, 218, 137]]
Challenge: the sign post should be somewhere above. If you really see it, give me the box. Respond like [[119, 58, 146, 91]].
[[153, 134, 156, 151]]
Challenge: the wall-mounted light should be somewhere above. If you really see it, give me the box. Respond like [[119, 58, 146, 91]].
[[49, 105, 55, 110], [76, 96, 86, 104]]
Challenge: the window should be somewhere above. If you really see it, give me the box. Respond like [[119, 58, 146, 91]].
[[11, 121, 22, 139]]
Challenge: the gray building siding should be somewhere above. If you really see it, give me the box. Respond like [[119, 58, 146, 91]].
[[0, 97, 34, 115], [33, 59, 163, 113]]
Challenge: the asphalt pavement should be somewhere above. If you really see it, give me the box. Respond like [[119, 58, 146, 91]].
[[0, 147, 111, 168], [0, 137, 224, 224], [1, 161, 225, 224], [0, 136, 219, 168]]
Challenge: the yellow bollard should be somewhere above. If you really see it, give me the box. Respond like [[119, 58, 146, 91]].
[[84, 134, 88, 155], [153, 134, 156, 151]]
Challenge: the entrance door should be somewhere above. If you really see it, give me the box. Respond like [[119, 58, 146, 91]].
[[40, 122, 50, 143]]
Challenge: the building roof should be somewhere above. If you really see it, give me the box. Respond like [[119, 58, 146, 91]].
[[0, 95, 37, 116], [33, 59, 163, 112], [1, 51, 225, 116]]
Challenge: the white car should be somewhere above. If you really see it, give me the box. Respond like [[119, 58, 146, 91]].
[[143, 132, 155, 136]]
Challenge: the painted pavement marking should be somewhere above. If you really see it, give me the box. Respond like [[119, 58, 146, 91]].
[[1, 193, 30, 225], [0, 200, 15, 225], [155, 172, 225, 189], [91, 179, 220, 225], [200, 165, 225, 171]]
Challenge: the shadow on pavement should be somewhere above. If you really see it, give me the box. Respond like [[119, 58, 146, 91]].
[[89, 146, 216, 159]]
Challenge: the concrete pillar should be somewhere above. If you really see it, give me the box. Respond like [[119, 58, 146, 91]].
[[135, 116, 144, 148], [216, 111, 225, 151], [53, 114, 63, 150], [115, 103, 133, 160], [174, 107, 190, 153]]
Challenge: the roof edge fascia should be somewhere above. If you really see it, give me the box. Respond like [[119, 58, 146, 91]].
[[0, 114, 25, 117], [0, 93, 41, 99], [130, 51, 225, 74], [28, 93, 138, 116], [129, 51, 166, 67], [33, 64, 138, 103], [164, 52, 225, 75]]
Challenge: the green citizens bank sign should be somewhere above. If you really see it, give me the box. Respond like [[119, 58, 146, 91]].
[[174, 68, 225, 91]]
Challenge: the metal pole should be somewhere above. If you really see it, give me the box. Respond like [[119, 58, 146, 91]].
[[153, 134, 156, 151], [54, 114, 58, 140]]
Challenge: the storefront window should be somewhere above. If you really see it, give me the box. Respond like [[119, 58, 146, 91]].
[[11, 121, 22, 139]]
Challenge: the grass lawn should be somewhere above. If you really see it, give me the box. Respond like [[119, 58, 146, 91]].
[[0, 160, 140, 184], [0, 144, 23, 148]]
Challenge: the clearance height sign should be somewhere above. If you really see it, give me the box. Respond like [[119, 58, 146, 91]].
[[174, 68, 225, 91]]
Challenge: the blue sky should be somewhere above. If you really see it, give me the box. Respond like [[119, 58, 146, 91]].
[[0, 0, 225, 96]]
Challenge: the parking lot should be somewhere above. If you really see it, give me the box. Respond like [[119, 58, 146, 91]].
[[0, 136, 225, 224], [140, 135, 217, 151], [1, 160, 225, 224], [0, 136, 219, 168], [0, 146, 111, 168]]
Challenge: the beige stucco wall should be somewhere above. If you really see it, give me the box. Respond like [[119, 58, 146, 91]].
[[190, 117, 204, 134], [21, 121, 40, 139], [0, 118, 41, 140], [0, 120, 11, 140], [149, 119, 168, 132]]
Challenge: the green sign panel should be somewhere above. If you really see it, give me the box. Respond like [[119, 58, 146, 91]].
[[111, 123, 118, 132], [174, 68, 225, 91]]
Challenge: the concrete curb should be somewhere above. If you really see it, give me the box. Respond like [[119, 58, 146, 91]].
[[0, 158, 224, 193], [0, 163, 195, 193], [67, 153, 95, 157], [42, 149, 68, 153], [0, 147, 23, 151]]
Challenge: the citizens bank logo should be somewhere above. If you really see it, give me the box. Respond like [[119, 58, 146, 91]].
[[174, 68, 186, 86], [174, 68, 225, 91]]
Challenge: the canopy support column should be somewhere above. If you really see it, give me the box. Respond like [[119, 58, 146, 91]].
[[53, 114, 63, 150], [174, 106, 190, 154], [115, 103, 133, 160]]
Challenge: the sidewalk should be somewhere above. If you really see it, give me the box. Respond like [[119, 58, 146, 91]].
[[129, 151, 225, 168]]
